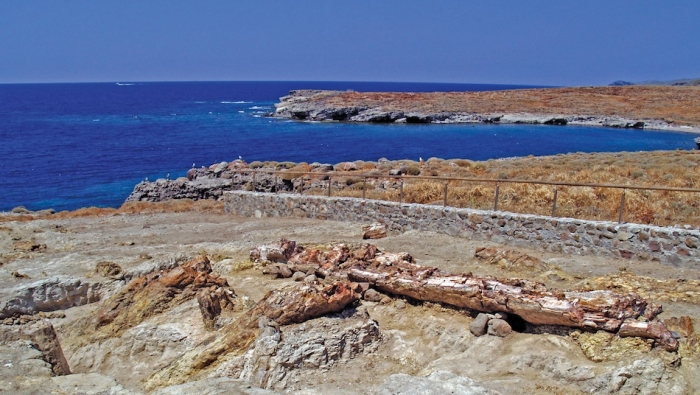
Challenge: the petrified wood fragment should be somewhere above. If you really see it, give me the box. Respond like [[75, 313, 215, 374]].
[[96, 256, 232, 337], [252, 240, 679, 351]]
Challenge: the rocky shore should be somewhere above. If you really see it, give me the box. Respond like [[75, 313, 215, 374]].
[[271, 87, 700, 132]]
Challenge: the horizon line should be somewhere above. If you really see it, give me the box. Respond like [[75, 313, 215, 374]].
[[0, 79, 558, 87]]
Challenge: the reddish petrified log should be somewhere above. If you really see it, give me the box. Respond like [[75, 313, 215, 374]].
[[251, 240, 679, 351], [96, 256, 232, 336]]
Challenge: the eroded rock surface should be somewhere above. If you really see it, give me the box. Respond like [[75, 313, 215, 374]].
[[212, 308, 382, 391]]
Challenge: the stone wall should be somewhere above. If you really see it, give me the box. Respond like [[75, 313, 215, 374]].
[[224, 191, 700, 268]]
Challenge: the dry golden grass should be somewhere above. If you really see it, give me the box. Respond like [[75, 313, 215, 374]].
[[0, 199, 224, 223], [302, 150, 700, 226]]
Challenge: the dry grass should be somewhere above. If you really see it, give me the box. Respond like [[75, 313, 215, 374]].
[[301, 150, 700, 226], [317, 86, 700, 127], [0, 199, 224, 223]]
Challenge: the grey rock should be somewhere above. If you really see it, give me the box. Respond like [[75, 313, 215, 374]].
[[0, 276, 121, 319], [291, 271, 306, 282], [487, 319, 512, 337], [277, 265, 293, 278], [593, 358, 687, 395], [213, 313, 381, 390], [303, 274, 317, 283], [363, 288, 384, 302], [469, 313, 490, 337]]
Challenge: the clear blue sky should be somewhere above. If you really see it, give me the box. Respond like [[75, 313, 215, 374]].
[[1, 1, 698, 86]]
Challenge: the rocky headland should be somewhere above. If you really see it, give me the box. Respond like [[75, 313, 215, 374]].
[[271, 86, 700, 132]]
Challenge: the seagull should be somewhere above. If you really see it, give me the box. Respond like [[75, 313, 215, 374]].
[[239, 155, 243, 160], [192, 163, 195, 168]]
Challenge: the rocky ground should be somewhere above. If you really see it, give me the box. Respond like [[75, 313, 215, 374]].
[[272, 86, 700, 132], [1, 207, 700, 394]]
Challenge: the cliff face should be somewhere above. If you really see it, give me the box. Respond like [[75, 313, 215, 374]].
[[272, 86, 700, 131]]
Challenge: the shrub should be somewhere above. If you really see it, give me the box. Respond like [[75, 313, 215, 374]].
[[406, 166, 421, 176], [277, 161, 296, 169], [249, 161, 265, 169], [346, 177, 362, 186]]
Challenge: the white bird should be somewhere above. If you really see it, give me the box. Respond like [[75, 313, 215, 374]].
[[239, 155, 243, 160]]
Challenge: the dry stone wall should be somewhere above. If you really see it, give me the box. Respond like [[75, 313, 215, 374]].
[[224, 191, 700, 268]]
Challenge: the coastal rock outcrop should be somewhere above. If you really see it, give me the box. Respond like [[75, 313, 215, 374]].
[[271, 88, 700, 132]]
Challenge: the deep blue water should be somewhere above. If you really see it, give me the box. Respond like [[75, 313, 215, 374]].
[[0, 81, 695, 212]]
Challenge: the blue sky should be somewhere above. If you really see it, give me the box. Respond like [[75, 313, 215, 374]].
[[1, 1, 698, 85]]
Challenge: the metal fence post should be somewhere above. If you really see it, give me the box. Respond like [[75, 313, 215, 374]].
[[362, 177, 366, 200], [328, 176, 332, 197], [252, 172, 256, 192], [300, 177, 304, 195], [399, 179, 404, 204], [493, 183, 500, 211], [443, 182, 448, 206], [552, 186, 558, 217], [618, 189, 626, 224], [274, 175, 278, 193]]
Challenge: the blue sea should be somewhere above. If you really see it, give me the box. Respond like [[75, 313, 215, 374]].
[[1, 81, 695, 212]]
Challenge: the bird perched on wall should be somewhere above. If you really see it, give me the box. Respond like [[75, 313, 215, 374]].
[[420, 157, 425, 166]]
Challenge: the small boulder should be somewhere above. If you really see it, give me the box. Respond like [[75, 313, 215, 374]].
[[363, 288, 384, 302], [469, 313, 490, 337], [304, 274, 317, 283], [291, 271, 306, 282], [487, 318, 512, 337], [362, 223, 387, 240], [278, 265, 293, 278]]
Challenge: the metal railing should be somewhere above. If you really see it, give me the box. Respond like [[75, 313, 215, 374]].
[[232, 169, 700, 225]]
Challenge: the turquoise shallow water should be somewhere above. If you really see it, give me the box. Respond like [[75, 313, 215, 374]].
[[0, 81, 695, 212]]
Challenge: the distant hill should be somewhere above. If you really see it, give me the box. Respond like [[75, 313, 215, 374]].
[[610, 78, 700, 86]]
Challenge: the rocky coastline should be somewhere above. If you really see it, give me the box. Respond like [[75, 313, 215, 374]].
[[271, 87, 700, 133]]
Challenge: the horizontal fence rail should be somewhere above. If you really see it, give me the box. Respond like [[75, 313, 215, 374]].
[[230, 169, 700, 226]]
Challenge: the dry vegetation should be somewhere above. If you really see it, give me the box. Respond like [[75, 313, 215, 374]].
[[293, 150, 700, 227], [0, 199, 224, 223], [316, 86, 700, 127]]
